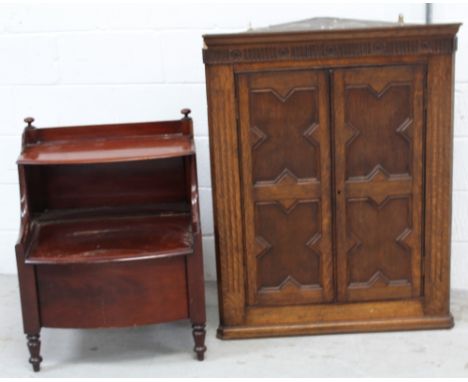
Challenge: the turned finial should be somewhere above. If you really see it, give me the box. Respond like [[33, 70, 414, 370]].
[[398, 14, 404, 25], [24, 117, 35, 128], [181, 108, 191, 119]]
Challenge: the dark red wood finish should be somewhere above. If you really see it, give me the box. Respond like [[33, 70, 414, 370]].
[[18, 135, 194, 165], [27, 213, 193, 264], [15, 110, 206, 371], [37, 258, 189, 328]]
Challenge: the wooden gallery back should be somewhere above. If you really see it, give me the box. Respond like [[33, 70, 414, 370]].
[[202, 18, 461, 338]]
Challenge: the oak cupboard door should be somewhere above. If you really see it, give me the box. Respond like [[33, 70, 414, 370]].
[[237, 69, 334, 306], [333, 65, 425, 303]]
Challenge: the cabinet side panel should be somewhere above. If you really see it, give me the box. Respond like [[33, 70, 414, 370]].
[[205, 65, 246, 325], [424, 54, 455, 316], [16, 165, 41, 334]]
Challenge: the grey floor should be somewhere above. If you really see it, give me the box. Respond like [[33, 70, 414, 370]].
[[1, 274, 468, 377]]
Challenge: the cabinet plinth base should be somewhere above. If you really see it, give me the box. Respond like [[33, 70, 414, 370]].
[[217, 314, 454, 340]]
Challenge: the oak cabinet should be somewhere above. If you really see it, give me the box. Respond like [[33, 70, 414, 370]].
[[203, 18, 460, 338]]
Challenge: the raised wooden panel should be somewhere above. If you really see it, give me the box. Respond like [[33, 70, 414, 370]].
[[254, 201, 322, 305], [248, 71, 320, 182], [237, 69, 333, 306], [334, 65, 424, 302], [344, 84, 412, 178], [345, 197, 414, 301]]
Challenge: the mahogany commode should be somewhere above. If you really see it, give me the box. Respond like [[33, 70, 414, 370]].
[[203, 18, 460, 339], [15, 110, 206, 371]]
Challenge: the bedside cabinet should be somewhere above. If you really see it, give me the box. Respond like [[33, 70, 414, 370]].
[[15, 110, 206, 371], [203, 18, 460, 338]]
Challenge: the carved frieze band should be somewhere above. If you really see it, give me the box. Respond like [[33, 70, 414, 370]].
[[203, 37, 455, 64]]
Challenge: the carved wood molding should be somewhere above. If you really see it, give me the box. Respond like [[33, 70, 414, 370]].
[[203, 37, 455, 64]]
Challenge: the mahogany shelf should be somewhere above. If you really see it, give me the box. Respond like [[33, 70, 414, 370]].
[[26, 210, 193, 265], [17, 134, 194, 165]]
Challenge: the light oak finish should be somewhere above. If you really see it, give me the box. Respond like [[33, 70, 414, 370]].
[[203, 18, 460, 339]]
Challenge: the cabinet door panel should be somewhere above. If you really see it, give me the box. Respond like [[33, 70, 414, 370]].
[[333, 65, 424, 302], [237, 69, 334, 306]]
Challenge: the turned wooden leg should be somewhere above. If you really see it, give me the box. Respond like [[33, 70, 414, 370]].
[[26, 333, 42, 372], [192, 324, 206, 361]]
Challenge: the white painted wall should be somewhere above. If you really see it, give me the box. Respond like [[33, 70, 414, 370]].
[[0, 2, 466, 289]]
